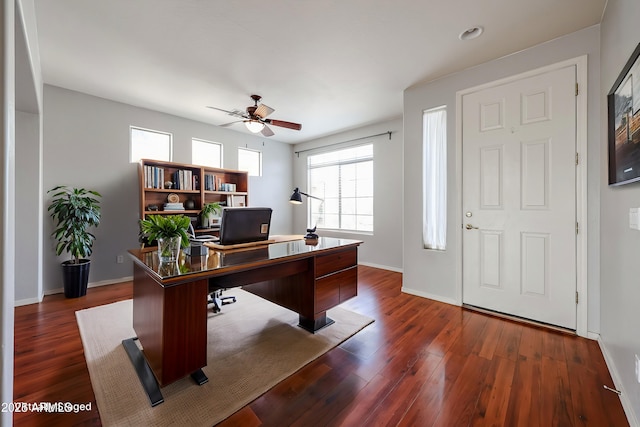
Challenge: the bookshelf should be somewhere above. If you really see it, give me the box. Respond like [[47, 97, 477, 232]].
[[139, 159, 249, 229]]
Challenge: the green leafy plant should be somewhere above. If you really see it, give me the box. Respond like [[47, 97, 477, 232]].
[[139, 214, 191, 248], [200, 202, 221, 219], [47, 186, 102, 264], [200, 202, 221, 225]]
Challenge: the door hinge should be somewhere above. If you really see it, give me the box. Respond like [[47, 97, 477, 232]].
[[576, 152, 579, 165], [576, 291, 579, 304], [576, 222, 579, 234], [575, 83, 579, 96]]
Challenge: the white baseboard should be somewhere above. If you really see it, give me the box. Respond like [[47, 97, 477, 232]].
[[43, 276, 133, 297], [358, 261, 403, 273], [14, 296, 43, 307], [400, 287, 459, 306], [587, 331, 600, 341], [597, 336, 640, 427]]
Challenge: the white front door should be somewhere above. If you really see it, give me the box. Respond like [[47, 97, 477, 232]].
[[461, 65, 577, 329]]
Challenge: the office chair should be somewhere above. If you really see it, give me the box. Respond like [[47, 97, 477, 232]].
[[207, 287, 236, 313], [186, 224, 236, 312]]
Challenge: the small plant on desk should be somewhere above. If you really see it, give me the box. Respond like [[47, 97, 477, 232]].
[[139, 215, 191, 248]]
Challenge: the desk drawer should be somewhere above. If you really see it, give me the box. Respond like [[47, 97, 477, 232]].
[[315, 248, 357, 278], [315, 266, 357, 313]]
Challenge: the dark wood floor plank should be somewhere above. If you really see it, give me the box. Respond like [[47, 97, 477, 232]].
[[540, 356, 576, 426], [361, 352, 443, 426], [325, 373, 397, 426], [504, 356, 543, 427], [477, 315, 506, 361], [493, 320, 523, 361], [470, 356, 516, 426], [518, 323, 544, 361], [12, 267, 629, 427]]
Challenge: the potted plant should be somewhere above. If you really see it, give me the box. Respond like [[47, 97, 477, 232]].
[[47, 186, 101, 298], [139, 214, 191, 262], [200, 202, 222, 228]]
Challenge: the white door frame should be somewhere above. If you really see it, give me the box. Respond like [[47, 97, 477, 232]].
[[455, 56, 589, 337]]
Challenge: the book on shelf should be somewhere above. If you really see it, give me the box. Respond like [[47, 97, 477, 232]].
[[219, 182, 237, 192], [144, 165, 165, 189], [228, 194, 246, 207], [204, 174, 228, 191], [204, 173, 216, 191], [163, 202, 185, 211], [171, 169, 194, 190]]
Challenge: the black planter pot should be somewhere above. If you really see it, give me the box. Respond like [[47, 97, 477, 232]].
[[61, 259, 91, 298]]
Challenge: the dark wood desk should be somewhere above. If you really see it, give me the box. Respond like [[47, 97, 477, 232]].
[[125, 236, 361, 405]]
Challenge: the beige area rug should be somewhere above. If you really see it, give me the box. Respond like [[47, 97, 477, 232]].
[[76, 289, 373, 426]]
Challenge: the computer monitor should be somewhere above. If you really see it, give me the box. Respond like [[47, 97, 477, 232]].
[[218, 207, 272, 245]]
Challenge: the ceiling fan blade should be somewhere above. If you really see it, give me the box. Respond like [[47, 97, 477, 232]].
[[261, 124, 275, 137], [206, 106, 247, 119], [265, 119, 302, 131], [219, 120, 242, 127], [254, 103, 275, 119]]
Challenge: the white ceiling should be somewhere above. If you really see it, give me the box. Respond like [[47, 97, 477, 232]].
[[33, 0, 606, 144]]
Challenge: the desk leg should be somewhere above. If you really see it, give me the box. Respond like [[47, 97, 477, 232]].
[[190, 369, 208, 385], [122, 338, 164, 407], [123, 338, 210, 407], [298, 313, 335, 333]]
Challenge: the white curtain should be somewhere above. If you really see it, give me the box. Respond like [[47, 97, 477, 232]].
[[422, 107, 447, 250]]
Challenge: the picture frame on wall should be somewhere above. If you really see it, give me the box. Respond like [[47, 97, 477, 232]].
[[608, 42, 640, 186]]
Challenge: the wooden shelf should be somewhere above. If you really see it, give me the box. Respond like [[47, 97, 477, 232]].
[[143, 188, 200, 194], [143, 210, 201, 216], [138, 159, 249, 227], [203, 191, 249, 196]]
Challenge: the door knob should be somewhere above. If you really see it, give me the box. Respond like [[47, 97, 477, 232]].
[[465, 224, 479, 230]]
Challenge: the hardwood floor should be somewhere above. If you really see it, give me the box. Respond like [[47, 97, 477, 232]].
[[13, 266, 628, 426]]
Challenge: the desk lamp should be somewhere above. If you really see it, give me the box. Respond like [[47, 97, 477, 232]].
[[289, 187, 323, 240]]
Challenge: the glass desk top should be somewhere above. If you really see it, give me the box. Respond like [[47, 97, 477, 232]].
[[129, 236, 362, 283]]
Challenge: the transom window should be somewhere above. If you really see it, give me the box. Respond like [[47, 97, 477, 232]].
[[192, 138, 222, 168], [307, 144, 373, 232], [238, 147, 262, 176], [130, 126, 172, 163]]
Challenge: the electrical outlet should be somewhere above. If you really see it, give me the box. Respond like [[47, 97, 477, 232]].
[[636, 354, 640, 384], [116, 255, 124, 264]]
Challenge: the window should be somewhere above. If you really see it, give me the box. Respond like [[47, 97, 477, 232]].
[[238, 147, 262, 176], [307, 144, 373, 232], [130, 126, 172, 163], [192, 138, 222, 168], [422, 106, 447, 250]]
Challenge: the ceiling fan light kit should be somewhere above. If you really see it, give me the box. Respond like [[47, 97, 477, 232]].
[[244, 120, 265, 133], [207, 95, 302, 137]]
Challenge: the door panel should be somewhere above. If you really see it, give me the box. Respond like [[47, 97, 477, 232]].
[[462, 66, 577, 329]]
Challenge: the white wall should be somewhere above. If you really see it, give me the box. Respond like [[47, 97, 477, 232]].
[[3, 0, 43, 422], [14, 0, 43, 307], [15, 110, 41, 303], [1, 1, 15, 424], [600, 0, 640, 423], [292, 118, 403, 272], [403, 26, 602, 328], [41, 85, 293, 295]]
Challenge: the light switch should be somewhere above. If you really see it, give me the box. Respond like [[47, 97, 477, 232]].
[[630, 208, 640, 230]]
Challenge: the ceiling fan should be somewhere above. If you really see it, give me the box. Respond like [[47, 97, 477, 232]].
[[207, 94, 302, 137]]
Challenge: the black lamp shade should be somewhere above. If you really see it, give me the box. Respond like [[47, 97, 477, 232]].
[[289, 188, 303, 204]]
